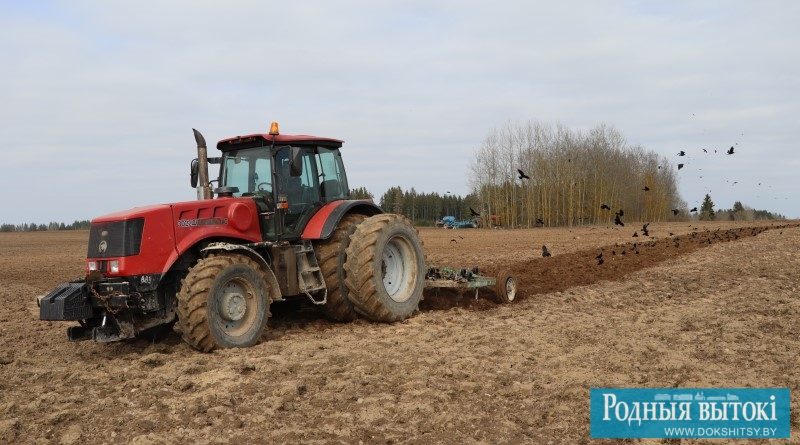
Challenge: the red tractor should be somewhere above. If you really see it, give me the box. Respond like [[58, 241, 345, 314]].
[[38, 123, 429, 351]]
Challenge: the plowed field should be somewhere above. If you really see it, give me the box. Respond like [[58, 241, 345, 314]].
[[1, 220, 798, 444]]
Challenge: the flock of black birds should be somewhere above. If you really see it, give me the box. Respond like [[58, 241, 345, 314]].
[[469, 146, 787, 262], [515, 143, 739, 236], [527, 144, 788, 263]]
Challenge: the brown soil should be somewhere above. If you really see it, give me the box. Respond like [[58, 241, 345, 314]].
[[0, 221, 798, 444]]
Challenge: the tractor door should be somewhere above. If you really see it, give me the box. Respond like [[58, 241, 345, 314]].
[[275, 146, 321, 238]]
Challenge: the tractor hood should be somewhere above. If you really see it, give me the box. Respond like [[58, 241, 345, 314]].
[[86, 198, 263, 277], [92, 204, 172, 223]]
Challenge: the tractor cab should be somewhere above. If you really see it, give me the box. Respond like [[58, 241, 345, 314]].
[[206, 124, 351, 240]]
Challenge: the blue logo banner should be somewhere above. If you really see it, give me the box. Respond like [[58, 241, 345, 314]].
[[590, 388, 790, 439]]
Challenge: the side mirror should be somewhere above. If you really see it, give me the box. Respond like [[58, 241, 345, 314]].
[[290, 146, 303, 177], [190, 159, 199, 188]]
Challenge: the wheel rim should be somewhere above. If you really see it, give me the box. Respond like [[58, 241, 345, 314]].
[[216, 277, 258, 337], [505, 277, 517, 301], [381, 236, 416, 302]]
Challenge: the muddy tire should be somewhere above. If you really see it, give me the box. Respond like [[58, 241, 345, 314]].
[[494, 275, 517, 304], [176, 254, 272, 352], [344, 214, 425, 322], [314, 213, 368, 321]]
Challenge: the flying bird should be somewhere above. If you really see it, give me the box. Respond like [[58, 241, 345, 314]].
[[643, 186, 650, 191], [469, 207, 480, 217], [614, 213, 625, 227], [727, 146, 734, 155], [678, 164, 684, 170], [517, 169, 530, 180], [671, 209, 679, 215], [702, 149, 708, 153], [690, 207, 698, 212], [678, 150, 686, 156], [542, 245, 551, 258], [536, 218, 544, 226], [600, 203, 611, 211]]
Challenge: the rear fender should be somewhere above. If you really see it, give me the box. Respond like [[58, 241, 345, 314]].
[[201, 242, 283, 301], [302, 200, 383, 240]]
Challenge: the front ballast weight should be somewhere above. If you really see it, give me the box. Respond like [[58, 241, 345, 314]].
[[424, 266, 517, 303]]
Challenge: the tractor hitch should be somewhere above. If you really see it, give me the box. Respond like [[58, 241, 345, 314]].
[[39, 278, 168, 343]]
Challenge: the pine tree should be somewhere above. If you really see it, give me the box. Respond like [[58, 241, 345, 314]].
[[700, 194, 715, 221], [349, 186, 373, 200]]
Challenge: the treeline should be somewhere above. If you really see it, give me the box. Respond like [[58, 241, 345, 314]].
[[0, 220, 91, 232], [715, 201, 785, 221], [469, 121, 686, 227], [379, 187, 477, 226], [349, 186, 374, 200]]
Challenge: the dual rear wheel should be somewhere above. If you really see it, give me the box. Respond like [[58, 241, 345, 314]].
[[343, 214, 426, 322]]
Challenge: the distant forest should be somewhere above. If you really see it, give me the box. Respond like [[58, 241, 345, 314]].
[[469, 121, 685, 227], [0, 221, 91, 232]]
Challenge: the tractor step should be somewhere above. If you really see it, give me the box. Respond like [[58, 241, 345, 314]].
[[294, 241, 327, 305]]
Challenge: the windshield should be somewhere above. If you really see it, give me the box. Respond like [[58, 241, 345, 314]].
[[220, 147, 272, 197]]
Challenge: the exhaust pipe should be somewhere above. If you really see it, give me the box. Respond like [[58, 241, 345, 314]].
[[193, 128, 212, 200]]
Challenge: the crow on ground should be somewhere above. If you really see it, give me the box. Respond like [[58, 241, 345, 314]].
[[632, 232, 639, 237], [618, 209, 624, 217], [643, 185, 650, 191], [596, 252, 604, 265], [601, 203, 611, 210], [542, 245, 551, 258], [614, 213, 625, 227], [642, 223, 650, 237]]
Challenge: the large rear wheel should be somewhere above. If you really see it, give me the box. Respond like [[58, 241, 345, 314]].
[[344, 214, 425, 322], [314, 213, 368, 321], [177, 254, 272, 352]]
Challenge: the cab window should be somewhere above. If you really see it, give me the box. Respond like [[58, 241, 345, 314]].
[[315, 147, 349, 200]]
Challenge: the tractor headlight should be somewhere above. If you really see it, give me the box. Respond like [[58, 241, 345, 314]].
[[109, 260, 120, 274], [88, 261, 98, 271]]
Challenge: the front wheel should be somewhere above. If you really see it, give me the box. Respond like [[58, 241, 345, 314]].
[[344, 214, 426, 322], [177, 254, 272, 352]]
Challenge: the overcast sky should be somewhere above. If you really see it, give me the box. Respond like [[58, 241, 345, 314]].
[[1, 1, 797, 223]]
